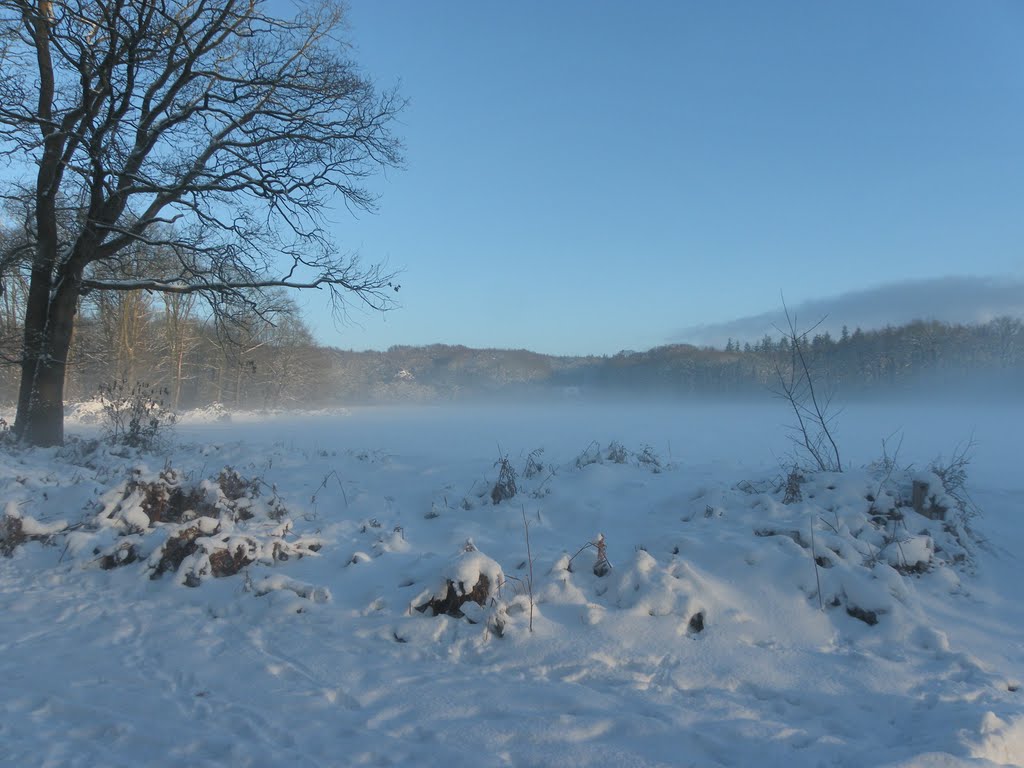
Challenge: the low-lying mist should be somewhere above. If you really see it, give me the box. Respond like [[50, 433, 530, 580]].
[[143, 395, 1020, 492]]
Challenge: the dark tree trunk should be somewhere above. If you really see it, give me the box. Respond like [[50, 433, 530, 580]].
[[12, 8, 73, 447], [14, 268, 80, 447]]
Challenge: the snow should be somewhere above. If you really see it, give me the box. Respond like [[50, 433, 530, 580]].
[[1, 400, 1022, 767]]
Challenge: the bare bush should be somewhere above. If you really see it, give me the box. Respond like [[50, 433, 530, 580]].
[[772, 304, 842, 473], [98, 379, 176, 451], [606, 441, 628, 464], [636, 444, 663, 472], [575, 441, 602, 469], [782, 466, 805, 504], [491, 454, 518, 505], [930, 439, 982, 530], [524, 448, 545, 479]]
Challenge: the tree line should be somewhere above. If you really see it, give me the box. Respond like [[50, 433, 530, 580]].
[[2, 287, 1020, 408], [582, 318, 1023, 399], [328, 317, 1023, 402], [0, 252, 329, 409]]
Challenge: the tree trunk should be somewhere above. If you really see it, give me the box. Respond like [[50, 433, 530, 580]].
[[173, 347, 185, 410], [14, 274, 80, 447]]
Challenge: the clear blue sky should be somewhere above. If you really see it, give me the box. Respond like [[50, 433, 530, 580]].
[[301, 1, 1024, 356]]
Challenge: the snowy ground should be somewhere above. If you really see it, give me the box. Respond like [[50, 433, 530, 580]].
[[1, 401, 1022, 767]]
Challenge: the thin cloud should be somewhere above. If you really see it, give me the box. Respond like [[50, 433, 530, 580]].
[[675, 276, 1024, 348]]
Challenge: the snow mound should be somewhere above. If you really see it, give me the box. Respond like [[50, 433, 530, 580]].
[[64, 399, 106, 424], [176, 403, 232, 423], [969, 712, 1024, 765]]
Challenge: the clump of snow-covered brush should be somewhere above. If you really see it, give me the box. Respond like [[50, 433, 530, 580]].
[[0, 462, 323, 593], [1, 504, 67, 556], [91, 465, 320, 586], [575, 440, 665, 472], [927, 439, 981, 532], [754, 438, 982, 626]]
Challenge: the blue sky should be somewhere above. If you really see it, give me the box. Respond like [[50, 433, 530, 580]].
[[301, 1, 1023, 355]]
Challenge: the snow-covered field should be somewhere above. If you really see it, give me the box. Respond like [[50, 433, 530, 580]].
[[1, 401, 1022, 767]]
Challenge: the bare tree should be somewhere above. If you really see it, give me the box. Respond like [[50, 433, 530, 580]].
[[772, 303, 843, 473], [0, 0, 403, 445], [256, 299, 320, 407], [157, 290, 199, 410], [89, 245, 155, 384], [0, 223, 29, 401]]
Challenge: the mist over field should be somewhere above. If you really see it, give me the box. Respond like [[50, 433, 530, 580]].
[[139, 396, 1022, 496]]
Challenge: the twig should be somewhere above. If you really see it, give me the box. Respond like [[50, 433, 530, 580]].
[[522, 506, 534, 633], [872, 430, 904, 506], [566, 542, 596, 568], [533, 470, 556, 495], [311, 469, 348, 508]]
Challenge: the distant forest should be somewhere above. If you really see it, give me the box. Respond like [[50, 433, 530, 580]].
[[1, 290, 1021, 408]]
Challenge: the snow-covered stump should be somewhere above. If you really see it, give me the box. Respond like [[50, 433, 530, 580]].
[[417, 574, 493, 618], [415, 540, 503, 622]]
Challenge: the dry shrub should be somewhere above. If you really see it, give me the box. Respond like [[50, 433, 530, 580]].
[[265, 490, 289, 522], [636, 444, 663, 472], [209, 544, 256, 578], [99, 542, 140, 570], [151, 526, 204, 579], [575, 441, 602, 469], [593, 533, 611, 577], [0, 514, 62, 556], [930, 440, 980, 526], [98, 379, 176, 451], [782, 467, 805, 504], [523, 448, 545, 479], [491, 455, 517, 505], [217, 467, 261, 503], [96, 465, 313, 586], [606, 441, 628, 464], [125, 469, 209, 525]]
